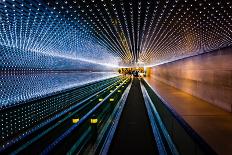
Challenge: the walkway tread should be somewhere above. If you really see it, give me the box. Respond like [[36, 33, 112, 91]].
[[109, 78, 157, 155]]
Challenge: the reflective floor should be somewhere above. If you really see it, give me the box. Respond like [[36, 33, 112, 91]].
[[0, 72, 118, 108]]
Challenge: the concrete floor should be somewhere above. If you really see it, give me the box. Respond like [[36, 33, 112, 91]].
[[145, 77, 232, 155]]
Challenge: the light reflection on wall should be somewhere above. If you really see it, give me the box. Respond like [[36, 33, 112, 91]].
[[0, 72, 118, 108]]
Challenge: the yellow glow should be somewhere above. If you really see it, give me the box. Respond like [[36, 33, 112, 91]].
[[118, 90, 121, 92], [90, 118, 98, 124], [99, 98, 103, 101], [110, 98, 114, 102], [110, 90, 113, 92], [72, 118, 80, 123]]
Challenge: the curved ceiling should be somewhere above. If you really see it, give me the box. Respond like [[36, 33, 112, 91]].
[[45, 0, 232, 66], [1, 0, 232, 68]]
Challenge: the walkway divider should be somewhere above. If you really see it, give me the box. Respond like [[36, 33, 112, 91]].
[[98, 82, 132, 155], [141, 82, 179, 155]]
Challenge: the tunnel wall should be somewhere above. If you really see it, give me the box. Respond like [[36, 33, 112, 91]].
[[150, 47, 232, 112]]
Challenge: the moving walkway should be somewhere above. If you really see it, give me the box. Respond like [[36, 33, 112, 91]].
[[0, 76, 130, 154], [0, 77, 217, 155]]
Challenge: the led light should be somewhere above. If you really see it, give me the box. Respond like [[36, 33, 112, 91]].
[[72, 118, 80, 123], [99, 98, 103, 101], [0, 72, 118, 108], [110, 98, 114, 102], [1, 0, 232, 146], [90, 118, 98, 124], [0, 75, 120, 144]]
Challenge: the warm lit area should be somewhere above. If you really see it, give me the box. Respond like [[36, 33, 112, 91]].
[[118, 67, 149, 77]]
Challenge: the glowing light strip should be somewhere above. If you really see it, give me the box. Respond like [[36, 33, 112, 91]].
[[1, 0, 232, 68]]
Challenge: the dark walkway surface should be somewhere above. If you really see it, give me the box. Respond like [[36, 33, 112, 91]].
[[109, 78, 157, 155]]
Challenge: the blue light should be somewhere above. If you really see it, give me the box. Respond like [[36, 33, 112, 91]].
[[0, 0, 120, 108], [0, 72, 118, 108], [0, 0, 119, 70]]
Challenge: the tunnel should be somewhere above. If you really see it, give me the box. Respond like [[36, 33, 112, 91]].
[[0, 0, 232, 155]]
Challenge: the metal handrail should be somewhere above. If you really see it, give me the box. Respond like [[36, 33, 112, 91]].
[[99, 82, 132, 155], [6, 79, 124, 154], [41, 78, 129, 154], [141, 83, 179, 155]]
